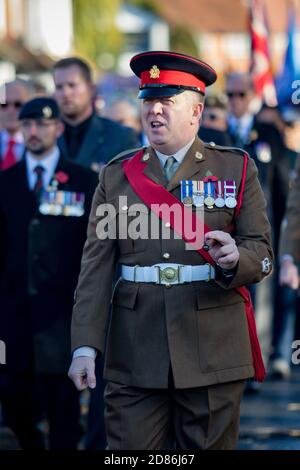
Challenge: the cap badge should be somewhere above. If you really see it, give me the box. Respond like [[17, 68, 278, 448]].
[[149, 65, 160, 79], [42, 106, 52, 118]]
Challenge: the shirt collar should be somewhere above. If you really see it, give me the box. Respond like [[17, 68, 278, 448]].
[[155, 138, 195, 168], [26, 145, 60, 190], [228, 113, 254, 132], [1, 129, 24, 144]]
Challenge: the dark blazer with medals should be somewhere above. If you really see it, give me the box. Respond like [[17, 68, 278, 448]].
[[58, 113, 140, 168], [0, 156, 98, 374], [71, 137, 273, 389]]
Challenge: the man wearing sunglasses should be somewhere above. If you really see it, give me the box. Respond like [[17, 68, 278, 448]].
[[226, 73, 289, 394], [0, 79, 33, 171], [198, 94, 231, 146]]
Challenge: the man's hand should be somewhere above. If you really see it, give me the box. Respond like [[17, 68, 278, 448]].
[[205, 230, 239, 270], [279, 259, 299, 290], [68, 356, 96, 391]]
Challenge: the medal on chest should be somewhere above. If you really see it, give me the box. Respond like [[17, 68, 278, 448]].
[[181, 180, 194, 206]]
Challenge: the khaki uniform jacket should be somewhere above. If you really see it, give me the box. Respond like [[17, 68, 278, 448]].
[[279, 154, 300, 262], [71, 137, 273, 389]]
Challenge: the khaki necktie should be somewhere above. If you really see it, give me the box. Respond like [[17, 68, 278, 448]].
[[164, 156, 179, 182]]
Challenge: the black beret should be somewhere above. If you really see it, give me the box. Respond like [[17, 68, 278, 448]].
[[130, 50, 217, 99], [19, 97, 60, 120]]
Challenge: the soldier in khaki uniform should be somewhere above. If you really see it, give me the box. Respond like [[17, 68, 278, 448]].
[[68, 51, 273, 449], [279, 154, 300, 289]]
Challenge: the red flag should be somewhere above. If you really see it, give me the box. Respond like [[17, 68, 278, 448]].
[[249, 0, 277, 106]]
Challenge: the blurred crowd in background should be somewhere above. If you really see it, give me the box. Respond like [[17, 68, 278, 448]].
[[1, 0, 300, 451]]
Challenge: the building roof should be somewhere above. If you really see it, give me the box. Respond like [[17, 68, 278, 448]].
[[0, 38, 54, 72], [158, 0, 299, 34]]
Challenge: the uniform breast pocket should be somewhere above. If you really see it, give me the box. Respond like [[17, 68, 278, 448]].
[[202, 206, 234, 230], [116, 205, 150, 254], [194, 283, 251, 372]]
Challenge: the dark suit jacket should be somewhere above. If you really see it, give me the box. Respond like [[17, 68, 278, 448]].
[[0, 156, 98, 374], [71, 138, 273, 389], [279, 154, 300, 262], [228, 120, 290, 255], [58, 113, 140, 168], [198, 126, 232, 146]]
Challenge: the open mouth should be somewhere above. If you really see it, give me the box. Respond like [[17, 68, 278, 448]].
[[151, 121, 164, 129]]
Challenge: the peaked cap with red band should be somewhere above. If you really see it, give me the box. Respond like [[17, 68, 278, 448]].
[[130, 50, 217, 99]]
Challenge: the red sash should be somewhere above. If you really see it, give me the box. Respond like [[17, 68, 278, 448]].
[[122, 150, 266, 382]]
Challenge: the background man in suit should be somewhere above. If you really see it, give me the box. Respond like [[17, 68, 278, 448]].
[[198, 94, 232, 146], [103, 98, 149, 146], [0, 79, 33, 171], [225, 73, 286, 254], [53, 56, 141, 449], [53, 57, 140, 171], [0, 97, 98, 449], [68, 51, 273, 450], [279, 152, 300, 289], [273, 110, 300, 378]]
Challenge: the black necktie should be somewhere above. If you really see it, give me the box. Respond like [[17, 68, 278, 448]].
[[33, 165, 45, 199]]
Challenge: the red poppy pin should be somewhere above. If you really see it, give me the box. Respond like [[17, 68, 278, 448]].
[[54, 171, 69, 184]]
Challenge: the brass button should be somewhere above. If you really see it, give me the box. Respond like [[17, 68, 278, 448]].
[[163, 253, 170, 260], [209, 141, 216, 147], [195, 151, 203, 160], [142, 153, 150, 162], [165, 284, 172, 288]]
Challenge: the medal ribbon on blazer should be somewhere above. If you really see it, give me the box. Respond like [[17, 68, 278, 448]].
[[122, 150, 266, 382]]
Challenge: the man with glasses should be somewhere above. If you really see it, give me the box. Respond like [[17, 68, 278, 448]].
[[199, 94, 231, 146], [226, 73, 289, 392], [0, 79, 33, 171], [0, 97, 98, 448]]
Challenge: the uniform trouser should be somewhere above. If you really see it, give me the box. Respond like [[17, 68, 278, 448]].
[[104, 377, 246, 450]]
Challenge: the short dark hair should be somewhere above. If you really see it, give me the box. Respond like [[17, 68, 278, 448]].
[[53, 57, 93, 84], [205, 94, 227, 110]]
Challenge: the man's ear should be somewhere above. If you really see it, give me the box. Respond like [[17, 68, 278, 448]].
[[191, 102, 204, 124]]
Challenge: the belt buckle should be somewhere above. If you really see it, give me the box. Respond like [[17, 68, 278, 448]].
[[157, 266, 181, 285]]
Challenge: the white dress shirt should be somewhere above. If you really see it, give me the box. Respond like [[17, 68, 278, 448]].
[[73, 138, 196, 360], [26, 146, 60, 190], [228, 113, 254, 144], [155, 137, 195, 168]]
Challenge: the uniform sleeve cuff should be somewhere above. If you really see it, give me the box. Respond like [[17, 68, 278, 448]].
[[73, 346, 97, 359]]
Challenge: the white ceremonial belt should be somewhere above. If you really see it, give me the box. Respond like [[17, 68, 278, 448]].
[[121, 263, 215, 285]]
